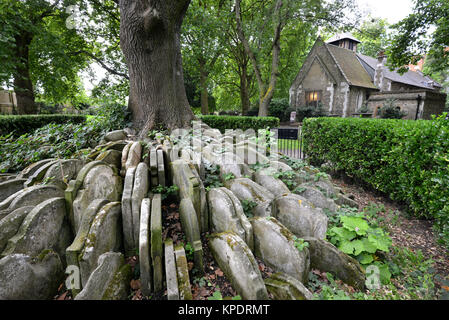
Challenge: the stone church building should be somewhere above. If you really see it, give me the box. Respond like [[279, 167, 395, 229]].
[[289, 33, 447, 120]]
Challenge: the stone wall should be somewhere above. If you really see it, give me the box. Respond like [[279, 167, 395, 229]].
[[0, 91, 16, 115], [366, 90, 447, 120]]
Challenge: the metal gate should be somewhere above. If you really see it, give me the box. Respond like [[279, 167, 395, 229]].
[[275, 127, 303, 159]]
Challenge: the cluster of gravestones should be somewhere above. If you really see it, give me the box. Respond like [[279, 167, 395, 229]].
[[0, 124, 366, 300]]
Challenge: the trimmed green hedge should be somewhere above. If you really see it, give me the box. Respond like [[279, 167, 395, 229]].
[[198, 115, 280, 133], [303, 116, 449, 246], [0, 114, 87, 136]]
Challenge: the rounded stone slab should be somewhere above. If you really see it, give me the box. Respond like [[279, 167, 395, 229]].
[[121, 167, 136, 255], [209, 232, 268, 300], [251, 217, 310, 284], [43, 159, 84, 189], [125, 141, 142, 171], [23, 159, 59, 188], [0, 179, 27, 203], [207, 187, 254, 251], [0, 206, 33, 253], [0, 250, 64, 300], [179, 198, 203, 271], [104, 130, 127, 142], [303, 237, 365, 290], [224, 178, 275, 217], [66, 199, 110, 270], [295, 185, 338, 212], [139, 198, 152, 296], [265, 272, 314, 300], [131, 163, 149, 247], [1, 198, 71, 260], [254, 172, 291, 197], [8, 184, 64, 212], [96, 149, 122, 169], [72, 164, 122, 232], [272, 193, 328, 239], [75, 252, 131, 300], [17, 158, 56, 180], [79, 202, 122, 287], [121, 142, 133, 176]]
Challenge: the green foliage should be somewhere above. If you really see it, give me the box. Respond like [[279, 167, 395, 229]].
[[0, 114, 86, 136], [203, 163, 223, 192], [303, 116, 449, 247], [198, 115, 279, 133], [378, 99, 407, 119], [184, 242, 194, 261], [268, 98, 291, 122], [89, 103, 131, 132], [352, 16, 389, 58], [207, 290, 242, 300], [241, 199, 257, 218], [387, 0, 449, 74], [151, 185, 179, 201], [0, 122, 100, 173], [292, 236, 309, 252], [296, 103, 327, 122]]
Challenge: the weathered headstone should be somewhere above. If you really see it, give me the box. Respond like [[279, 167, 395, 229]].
[[157, 149, 166, 187], [251, 217, 310, 284], [149, 148, 158, 187], [23, 159, 59, 187], [272, 193, 328, 239], [179, 198, 203, 271], [165, 239, 179, 300], [104, 130, 127, 142], [0, 206, 33, 253], [96, 149, 122, 169], [174, 244, 192, 300], [207, 187, 254, 251], [43, 159, 84, 190], [151, 194, 163, 292], [303, 237, 365, 290], [1, 198, 71, 261], [0, 250, 64, 300], [79, 202, 122, 286], [254, 172, 291, 197], [139, 198, 152, 296], [125, 141, 142, 171], [17, 158, 56, 180], [75, 252, 132, 300], [209, 232, 268, 300], [0, 179, 27, 202], [132, 163, 149, 247], [265, 272, 314, 300], [122, 167, 136, 255]]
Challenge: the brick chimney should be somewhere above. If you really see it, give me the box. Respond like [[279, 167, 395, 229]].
[[374, 50, 388, 91]]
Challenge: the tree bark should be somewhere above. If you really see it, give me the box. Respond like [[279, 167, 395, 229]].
[[119, 0, 194, 135], [13, 33, 36, 114], [239, 63, 251, 115], [199, 59, 209, 115], [234, 0, 283, 117]]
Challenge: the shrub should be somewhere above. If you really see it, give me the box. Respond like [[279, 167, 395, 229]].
[[296, 103, 327, 122], [303, 115, 449, 244], [378, 99, 407, 119], [302, 116, 449, 246], [0, 114, 87, 136], [268, 98, 291, 122], [197, 115, 280, 133]]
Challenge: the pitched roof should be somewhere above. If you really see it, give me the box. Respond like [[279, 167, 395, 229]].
[[326, 33, 361, 44], [356, 53, 443, 90], [325, 44, 377, 89]]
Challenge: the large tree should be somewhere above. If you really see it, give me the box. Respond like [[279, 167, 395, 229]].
[[387, 0, 449, 74], [234, 0, 357, 116], [119, 0, 195, 134], [0, 0, 89, 114]]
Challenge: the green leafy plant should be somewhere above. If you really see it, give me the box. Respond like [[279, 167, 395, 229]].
[[151, 185, 179, 201], [184, 242, 194, 261], [207, 290, 242, 300], [241, 199, 257, 218], [223, 173, 235, 181], [327, 213, 392, 284], [292, 236, 309, 252]]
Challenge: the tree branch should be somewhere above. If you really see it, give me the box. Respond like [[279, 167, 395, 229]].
[[70, 50, 129, 79]]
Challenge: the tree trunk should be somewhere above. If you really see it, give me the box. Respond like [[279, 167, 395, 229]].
[[13, 33, 36, 114], [240, 64, 250, 115], [199, 60, 209, 115], [119, 0, 194, 136]]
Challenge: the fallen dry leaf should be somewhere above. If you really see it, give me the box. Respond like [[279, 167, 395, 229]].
[[130, 279, 141, 290]]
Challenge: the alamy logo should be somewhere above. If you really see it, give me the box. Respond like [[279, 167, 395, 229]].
[[65, 265, 81, 290], [365, 265, 381, 290]]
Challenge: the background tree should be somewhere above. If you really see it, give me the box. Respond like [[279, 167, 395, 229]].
[[352, 16, 389, 58], [386, 0, 449, 74], [0, 0, 90, 114], [182, 0, 227, 115], [234, 0, 357, 116]]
